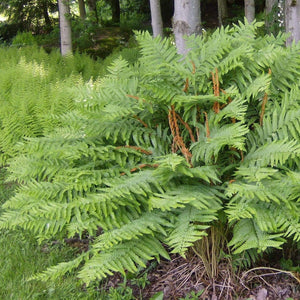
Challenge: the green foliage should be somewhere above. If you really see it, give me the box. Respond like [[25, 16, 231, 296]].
[[179, 290, 205, 300], [0, 45, 115, 165], [1, 21, 300, 286], [0, 0, 56, 33], [11, 31, 37, 46]]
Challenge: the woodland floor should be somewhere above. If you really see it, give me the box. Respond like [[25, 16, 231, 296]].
[[101, 252, 300, 299]]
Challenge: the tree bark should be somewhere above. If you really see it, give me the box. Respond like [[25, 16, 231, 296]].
[[111, 0, 120, 24], [87, 0, 98, 23], [245, 0, 255, 23], [40, 0, 51, 29], [78, 0, 86, 20], [265, 0, 278, 33], [173, 0, 201, 55], [58, 0, 72, 55], [150, 0, 164, 37], [217, 0, 228, 26], [285, 0, 300, 45]]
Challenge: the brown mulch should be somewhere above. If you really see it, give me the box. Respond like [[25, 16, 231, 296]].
[[103, 253, 300, 300]]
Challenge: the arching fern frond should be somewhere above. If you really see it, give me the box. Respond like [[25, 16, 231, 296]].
[[166, 206, 218, 257], [78, 235, 169, 285], [229, 219, 284, 254]]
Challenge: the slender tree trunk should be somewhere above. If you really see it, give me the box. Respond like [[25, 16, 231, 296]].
[[266, 0, 276, 14], [245, 0, 255, 23], [265, 0, 278, 33], [87, 0, 98, 23], [58, 0, 72, 55], [217, 0, 228, 26], [111, 0, 120, 24], [41, 0, 51, 28], [173, 0, 201, 55], [150, 0, 164, 37], [78, 0, 87, 20], [285, 0, 300, 45]]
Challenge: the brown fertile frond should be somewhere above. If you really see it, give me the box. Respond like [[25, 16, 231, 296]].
[[168, 106, 193, 166], [191, 60, 196, 74], [116, 145, 153, 155], [212, 68, 220, 113], [204, 111, 210, 139], [129, 163, 159, 173], [260, 92, 268, 126], [126, 94, 140, 100], [120, 163, 159, 175], [175, 113, 196, 143], [183, 78, 189, 93], [126, 94, 147, 103]]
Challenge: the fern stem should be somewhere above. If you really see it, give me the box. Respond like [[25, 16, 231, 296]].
[[116, 145, 152, 155], [133, 115, 148, 128]]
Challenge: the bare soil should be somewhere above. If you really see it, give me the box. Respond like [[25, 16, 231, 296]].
[[104, 253, 300, 299]]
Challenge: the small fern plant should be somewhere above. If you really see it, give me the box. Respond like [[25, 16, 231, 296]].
[[0, 21, 300, 285]]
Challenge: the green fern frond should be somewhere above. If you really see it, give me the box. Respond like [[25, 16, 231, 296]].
[[229, 219, 284, 253], [92, 211, 170, 251], [149, 185, 222, 211], [78, 235, 169, 285], [243, 139, 300, 167], [191, 123, 248, 164], [166, 206, 217, 257], [31, 252, 88, 282]]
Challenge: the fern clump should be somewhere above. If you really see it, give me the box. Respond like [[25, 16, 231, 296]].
[[0, 46, 116, 165], [1, 21, 300, 284]]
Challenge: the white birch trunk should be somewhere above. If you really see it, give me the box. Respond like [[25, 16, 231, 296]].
[[285, 0, 300, 45], [150, 0, 164, 37], [58, 0, 72, 55], [245, 0, 255, 23], [217, 0, 228, 26], [173, 0, 201, 55]]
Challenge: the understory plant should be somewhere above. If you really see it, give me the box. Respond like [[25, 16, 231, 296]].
[[0, 21, 300, 285], [0, 45, 128, 165]]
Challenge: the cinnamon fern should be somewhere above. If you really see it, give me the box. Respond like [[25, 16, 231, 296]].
[[1, 21, 300, 285]]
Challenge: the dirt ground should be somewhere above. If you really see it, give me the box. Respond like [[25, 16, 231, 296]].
[[104, 253, 300, 300]]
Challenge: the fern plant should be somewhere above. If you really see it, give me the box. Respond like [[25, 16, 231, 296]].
[[1, 21, 300, 285], [0, 45, 119, 165]]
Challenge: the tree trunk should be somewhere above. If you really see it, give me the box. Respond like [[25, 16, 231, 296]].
[[78, 0, 86, 20], [41, 0, 51, 29], [111, 0, 120, 24], [217, 0, 228, 26], [150, 0, 164, 37], [265, 0, 277, 14], [87, 0, 98, 23], [245, 0, 255, 23], [285, 0, 300, 45], [173, 0, 201, 55], [58, 0, 72, 55], [265, 0, 277, 32]]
